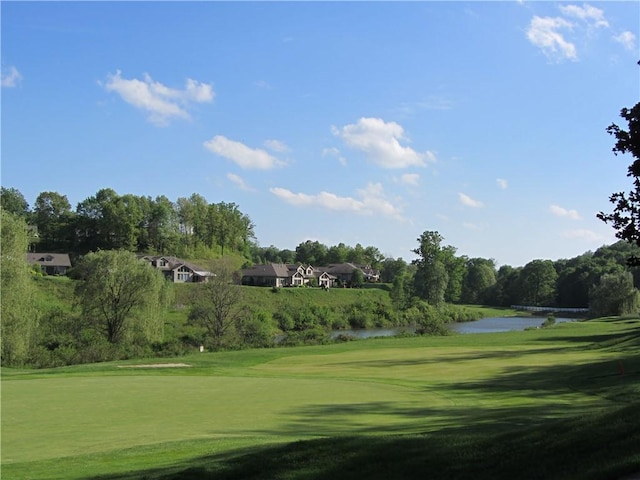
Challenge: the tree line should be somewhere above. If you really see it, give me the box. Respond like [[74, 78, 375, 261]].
[[1, 187, 256, 259], [3, 185, 640, 314]]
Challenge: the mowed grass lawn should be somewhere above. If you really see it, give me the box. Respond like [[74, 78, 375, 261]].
[[2, 316, 639, 479]]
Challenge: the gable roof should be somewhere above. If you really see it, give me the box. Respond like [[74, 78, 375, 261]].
[[26, 253, 71, 267], [139, 255, 214, 277], [242, 263, 292, 278]]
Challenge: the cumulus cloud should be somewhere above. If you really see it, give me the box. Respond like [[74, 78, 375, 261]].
[[496, 178, 508, 189], [264, 139, 289, 152], [526, 15, 577, 62], [526, 4, 634, 61], [550, 204, 581, 220], [459, 193, 484, 208], [270, 182, 403, 219], [227, 173, 254, 191], [1, 66, 22, 88], [332, 117, 435, 169], [613, 31, 636, 51], [559, 4, 608, 28], [103, 70, 214, 126], [204, 135, 285, 170]]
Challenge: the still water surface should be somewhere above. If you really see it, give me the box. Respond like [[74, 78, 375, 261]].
[[329, 316, 575, 339]]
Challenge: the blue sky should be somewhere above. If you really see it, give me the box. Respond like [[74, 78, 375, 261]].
[[2, 1, 638, 267]]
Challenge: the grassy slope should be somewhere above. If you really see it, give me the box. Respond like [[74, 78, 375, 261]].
[[2, 317, 639, 479]]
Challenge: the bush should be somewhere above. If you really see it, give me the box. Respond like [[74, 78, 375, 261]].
[[240, 311, 276, 347]]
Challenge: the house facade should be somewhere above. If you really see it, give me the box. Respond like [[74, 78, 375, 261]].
[[138, 255, 214, 283], [241, 262, 378, 288], [26, 253, 72, 275]]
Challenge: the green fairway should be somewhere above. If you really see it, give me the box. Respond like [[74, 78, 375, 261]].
[[2, 317, 639, 479]]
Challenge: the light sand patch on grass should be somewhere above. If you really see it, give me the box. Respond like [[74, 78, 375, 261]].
[[117, 363, 191, 368]]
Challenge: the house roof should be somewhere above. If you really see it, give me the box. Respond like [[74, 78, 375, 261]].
[[242, 263, 292, 278], [26, 253, 71, 267], [139, 255, 214, 277]]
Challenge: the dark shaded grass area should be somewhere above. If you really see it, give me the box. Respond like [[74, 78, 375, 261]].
[[90, 402, 639, 480], [85, 321, 640, 480]]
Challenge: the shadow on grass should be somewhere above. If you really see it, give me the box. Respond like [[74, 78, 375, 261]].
[[88, 402, 640, 480], [85, 321, 640, 480]]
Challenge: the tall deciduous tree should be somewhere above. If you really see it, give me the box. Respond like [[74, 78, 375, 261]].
[[33, 191, 73, 251], [461, 258, 497, 304], [1, 209, 38, 365], [412, 231, 450, 305], [520, 259, 558, 306], [188, 259, 246, 349], [0, 187, 30, 219], [598, 102, 640, 265], [75, 250, 170, 344]]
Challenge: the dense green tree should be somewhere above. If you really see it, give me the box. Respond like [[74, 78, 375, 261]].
[[520, 259, 558, 306], [486, 265, 521, 307], [295, 240, 328, 265], [347, 243, 367, 265], [412, 231, 450, 305], [33, 191, 74, 251], [326, 243, 349, 264], [390, 271, 410, 309], [380, 257, 407, 283], [176, 193, 209, 251], [598, 102, 640, 265], [363, 245, 385, 268], [589, 271, 640, 317], [188, 259, 246, 349], [145, 195, 181, 254], [442, 248, 465, 303], [0, 187, 30, 219], [461, 258, 497, 304], [74, 250, 170, 344], [75, 188, 141, 252], [0, 209, 38, 365]]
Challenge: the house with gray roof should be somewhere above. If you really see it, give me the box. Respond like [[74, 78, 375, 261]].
[[26, 253, 72, 275], [138, 255, 214, 283], [317, 263, 380, 285], [241, 263, 335, 288]]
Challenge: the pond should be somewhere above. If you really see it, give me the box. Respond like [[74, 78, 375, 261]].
[[328, 316, 576, 339]]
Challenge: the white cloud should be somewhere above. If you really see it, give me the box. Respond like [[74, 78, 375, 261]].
[[103, 70, 214, 126], [526, 16, 577, 62], [264, 139, 289, 152], [613, 31, 636, 51], [550, 204, 581, 220], [332, 117, 435, 169], [1, 66, 22, 88], [459, 193, 484, 208], [227, 173, 254, 191], [204, 135, 285, 170], [463, 222, 480, 230], [397, 173, 420, 186], [496, 178, 508, 189], [322, 147, 347, 166], [559, 4, 608, 28], [270, 182, 403, 219], [560, 229, 606, 242]]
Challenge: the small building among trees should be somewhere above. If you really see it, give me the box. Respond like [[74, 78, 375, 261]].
[[26, 253, 71, 275]]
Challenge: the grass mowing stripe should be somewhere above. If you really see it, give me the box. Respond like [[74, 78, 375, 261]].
[[2, 375, 439, 464], [2, 317, 638, 479]]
